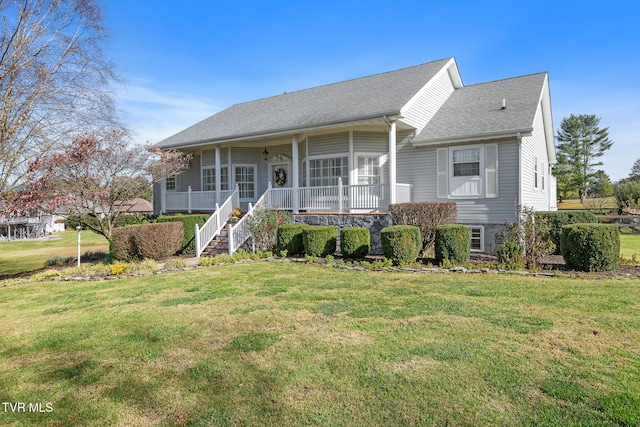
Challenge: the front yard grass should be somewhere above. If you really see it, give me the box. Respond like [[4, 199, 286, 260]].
[[0, 262, 639, 426], [0, 230, 109, 276]]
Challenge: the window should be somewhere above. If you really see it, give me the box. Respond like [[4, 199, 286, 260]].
[[234, 165, 255, 199], [357, 156, 381, 185], [202, 167, 229, 191], [165, 176, 176, 191], [453, 148, 480, 177], [534, 156, 539, 189], [469, 226, 484, 252], [309, 156, 348, 186], [541, 161, 546, 190]]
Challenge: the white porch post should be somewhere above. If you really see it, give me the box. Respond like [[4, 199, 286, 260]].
[[388, 120, 397, 205], [291, 135, 299, 214], [187, 186, 192, 213], [215, 146, 222, 207]]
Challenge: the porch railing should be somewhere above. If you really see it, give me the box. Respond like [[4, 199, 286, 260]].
[[165, 188, 235, 213], [194, 188, 239, 258], [228, 189, 269, 255]]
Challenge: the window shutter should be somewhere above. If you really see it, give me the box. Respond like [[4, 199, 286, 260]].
[[485, 144, 498, 198], [437, 148, 448, 198]]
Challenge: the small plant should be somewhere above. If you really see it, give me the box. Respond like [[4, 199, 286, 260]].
[[279, 249, 288, 258], [497, 241, 525, 270], [164, 258, 188, 270], [500, 205, 555, 270], [249, 207, 292, 251], [44, 255, 76, 267], [110, 263, 128, 275], [325, 255, 335, 264], [229, 206, 243, 222], [31, 270, 62, 281], [305, 254, 318, 263]]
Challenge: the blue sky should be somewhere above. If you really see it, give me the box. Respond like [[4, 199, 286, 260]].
[[103, 0, 639, 182]]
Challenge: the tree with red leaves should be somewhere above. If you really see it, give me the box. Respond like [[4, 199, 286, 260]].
[[4, 128, 191, 240]]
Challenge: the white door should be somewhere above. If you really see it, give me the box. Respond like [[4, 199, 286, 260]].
[[355, 155, 383, 209], [270, 163, 291, 209]]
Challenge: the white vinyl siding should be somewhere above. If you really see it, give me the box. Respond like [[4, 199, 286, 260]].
[[401, 64, 457, 131], [521, 105, 553, 210]]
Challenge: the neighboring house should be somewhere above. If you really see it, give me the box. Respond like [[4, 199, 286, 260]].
[[114, 198, 153, 215], [154, 57, 556, 254]]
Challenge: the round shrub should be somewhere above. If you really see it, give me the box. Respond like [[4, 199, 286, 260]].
[[302, 226, 338, 257], [560, 224, 620, 272], [340, 227, 370, 258], [276, 224, 307, 256], [381, 225, 421, 265], [435, 224, 471, 263]]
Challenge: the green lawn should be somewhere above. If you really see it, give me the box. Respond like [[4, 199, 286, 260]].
[[0, 230, 109, 276], [620, 231, 640, 259], [0, 262, 638, 426]]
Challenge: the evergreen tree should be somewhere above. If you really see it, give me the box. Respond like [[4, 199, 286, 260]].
[[630, 158, 640, 181], [556, 114, 613, 203]]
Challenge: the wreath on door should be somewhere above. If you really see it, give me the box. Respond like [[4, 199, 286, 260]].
[[274, 168, 287, 186]]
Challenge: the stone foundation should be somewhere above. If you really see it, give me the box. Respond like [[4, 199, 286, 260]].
[[292, 214, 392, 255]]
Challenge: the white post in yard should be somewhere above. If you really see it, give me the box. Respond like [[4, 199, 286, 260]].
[[76, 226, 82, 267], [388, 120, 397, 205], [187, 186, 192, 213], [291, 135, 299, 214]]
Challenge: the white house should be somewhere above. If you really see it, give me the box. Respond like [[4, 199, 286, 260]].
[[153, 57, 556, 255]]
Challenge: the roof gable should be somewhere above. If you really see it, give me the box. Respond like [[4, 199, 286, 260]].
[[413, 72, 549, 144], [157, 58, 453, 148]]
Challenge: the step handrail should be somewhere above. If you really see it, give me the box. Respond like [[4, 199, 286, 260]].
[[194, 187, 239, 258], [228, 187, 271, 255]]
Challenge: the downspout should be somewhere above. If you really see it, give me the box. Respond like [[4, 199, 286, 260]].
[[517, 132, 523, 219], [384, 115, 397, 205]]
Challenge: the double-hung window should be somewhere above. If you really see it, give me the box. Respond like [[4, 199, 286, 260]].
[[202, 167, 229, 192], [165, 175, 176, 191], [450, 147, 482, 197], [309, 156, 348, 186], [234, 165, 255, 199], [357, 156, 381, 185]]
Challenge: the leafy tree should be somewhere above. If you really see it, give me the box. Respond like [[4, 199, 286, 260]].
[[591, 170, 614, 197], [630, 158, 640, 181], [4, 129, 191, 240], [556, 114, 613, 203], [0, 0, 119, 196]]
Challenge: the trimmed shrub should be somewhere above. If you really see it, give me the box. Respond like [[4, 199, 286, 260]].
[[435, 224, 471, 263], [302, 226, 337, 257], [110, 226, 139, 262], [389, 202, 457, 251], [615, 180, 640, 213], [276, 224, 307, 256], [156, 214, 209, 254], [381, 225, 421, 265], [497, 241, 525, 270], [340, 227, 370, 258], [133, 222, 184, 261], [560, 224, 620, 272], [535, 211, 598, 254]]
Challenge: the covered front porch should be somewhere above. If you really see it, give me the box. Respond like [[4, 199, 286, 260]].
[[158, 124, 413, 215]]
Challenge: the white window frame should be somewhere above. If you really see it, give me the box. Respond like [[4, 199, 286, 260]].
[[449, 145, 484, 198], [307, 153, 349, 187], [469, 225, 484, 252], [202, 166, 229, 192], [233, 164, 257, 201], [165, 175, 176, 191], [355, 152, 385, 186], [534, 156, 539, 190]]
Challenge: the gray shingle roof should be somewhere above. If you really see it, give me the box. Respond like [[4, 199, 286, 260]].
[[157, 58, 453, 148], [414, 72, 548, 143]]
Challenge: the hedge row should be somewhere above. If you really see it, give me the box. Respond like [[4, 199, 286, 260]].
[[156, 214, 209, 254], [535, 211, 598, 254], [111, 222, 184, 261]]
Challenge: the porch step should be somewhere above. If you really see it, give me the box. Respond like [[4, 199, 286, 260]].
[[202, 224, 230, 256]]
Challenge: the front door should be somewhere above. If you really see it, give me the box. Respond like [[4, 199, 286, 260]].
[[270, 163, 290, 188]]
